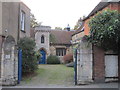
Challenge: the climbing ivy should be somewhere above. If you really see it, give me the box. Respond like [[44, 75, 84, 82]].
[[87, 9, 120, 52]]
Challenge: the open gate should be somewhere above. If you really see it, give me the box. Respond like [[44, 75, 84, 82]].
[[74, 49, 77, 85], [18, 49, 22, 84]]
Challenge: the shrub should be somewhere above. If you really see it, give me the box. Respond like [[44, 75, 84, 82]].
[[63, 53, 73, 64], [47, 55, 60, 64], [88, 9, 120, 52], [18, 37, 39, 74]]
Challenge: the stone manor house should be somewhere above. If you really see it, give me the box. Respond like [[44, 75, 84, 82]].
[[35, 25, 74, 64]]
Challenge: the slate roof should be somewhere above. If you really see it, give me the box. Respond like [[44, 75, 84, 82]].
[[50, 30, 75, 45], [83, 2, 109, 21], [83, 0, 120, 21]]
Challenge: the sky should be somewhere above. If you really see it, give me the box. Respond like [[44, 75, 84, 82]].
[[21, 0, 101, 29]]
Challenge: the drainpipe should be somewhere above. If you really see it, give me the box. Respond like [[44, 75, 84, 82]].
[[17, 2, 20, 44]]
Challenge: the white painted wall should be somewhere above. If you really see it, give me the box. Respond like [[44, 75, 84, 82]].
[[105, 55, 118, 76]]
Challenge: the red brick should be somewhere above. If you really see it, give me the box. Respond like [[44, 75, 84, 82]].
[[93, 45, 105, 83]]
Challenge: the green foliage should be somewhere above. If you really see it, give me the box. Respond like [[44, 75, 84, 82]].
[[87, 9, 120, 52], [50, 34, 56, 43], [18, 37, 40, 74], [47, 55, 60, 64], [30, 13, 39, 28], [74, 16, 86, 30], [55, 27, 62, 30]]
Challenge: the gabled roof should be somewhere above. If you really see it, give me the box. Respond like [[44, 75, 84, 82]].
[[72, 22, 84, 36], [83, 0, 120, 21], [83, 2, 109, 21], [50, 30, 75, 45]]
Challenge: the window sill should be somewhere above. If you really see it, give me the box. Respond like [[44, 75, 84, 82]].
[[21, 30, 26, 33]]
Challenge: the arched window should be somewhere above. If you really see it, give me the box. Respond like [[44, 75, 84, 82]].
[[41, 35, 45, 43]]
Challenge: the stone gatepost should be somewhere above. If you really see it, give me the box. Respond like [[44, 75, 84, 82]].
[[1, 36, 18, 86]]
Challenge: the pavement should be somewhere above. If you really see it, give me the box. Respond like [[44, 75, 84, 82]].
[[1, 82, 119, 88]]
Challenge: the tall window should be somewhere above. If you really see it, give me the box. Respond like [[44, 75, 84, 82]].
[[56, 48, 66, 56], [20, 11, 25, 31], [41, 35, 45, 43]]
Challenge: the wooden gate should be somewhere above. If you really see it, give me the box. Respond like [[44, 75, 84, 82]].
[[18, 49, 22, 84]]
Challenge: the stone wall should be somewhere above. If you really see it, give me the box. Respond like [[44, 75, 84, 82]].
[[76, 41, 93, 84], [50, 44, 73, 63], [1, 36, 18, 86], [35, 31, 50, 56]]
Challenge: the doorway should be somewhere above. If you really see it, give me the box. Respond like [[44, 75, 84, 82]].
[[39, 49, 46, 64]]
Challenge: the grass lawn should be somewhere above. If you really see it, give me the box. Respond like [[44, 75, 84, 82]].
[[21, 64, 74, 86]]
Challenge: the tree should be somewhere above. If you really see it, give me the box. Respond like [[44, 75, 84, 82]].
[[55, 27, 62, 30], [87, 9, 120, 52], [18, 37, 40, 74], [74, 16, 86, 30], [30, 13, 39, 28]]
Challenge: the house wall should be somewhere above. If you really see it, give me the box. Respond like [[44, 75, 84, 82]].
[[2, 2, 30, 42], [72, 31, 84, 43], [19, 2, 30, 38], [2, 2, 19, 43], [50, 45, 72, 63], [84, 3, 120, 36]]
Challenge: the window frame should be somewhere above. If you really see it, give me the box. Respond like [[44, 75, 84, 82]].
[[20, 10, 26, 32], [41, 35, 45, 43], [56, 48, 66, 56]]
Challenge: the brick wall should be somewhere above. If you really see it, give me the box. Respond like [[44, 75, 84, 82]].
[[110, 2, 119, 11], [84, 2, 120, 36], [93, 45, 105, 83]]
